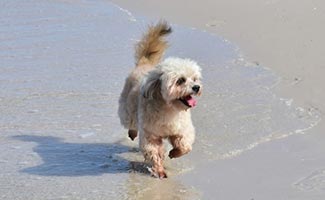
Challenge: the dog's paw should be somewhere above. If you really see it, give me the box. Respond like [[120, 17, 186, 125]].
[[148, 167, 168, 179], [128, 130, 138, 141], [168, 148, 182, 159]]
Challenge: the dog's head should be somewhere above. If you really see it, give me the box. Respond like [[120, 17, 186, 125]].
[[141, 57, 202, 110]]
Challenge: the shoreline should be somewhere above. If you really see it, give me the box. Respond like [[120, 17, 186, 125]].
[[110, 0, 325, 117]]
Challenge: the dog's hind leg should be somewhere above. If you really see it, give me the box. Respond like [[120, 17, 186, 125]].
[[128, 129, 138, 140]]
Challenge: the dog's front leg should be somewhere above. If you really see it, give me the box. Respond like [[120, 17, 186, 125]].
[[151, 152, 167, 179], [141, 135, 167, 178], [168, 135, 192, 159]]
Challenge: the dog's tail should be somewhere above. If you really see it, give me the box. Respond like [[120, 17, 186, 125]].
[[135, 20, 172, 67]]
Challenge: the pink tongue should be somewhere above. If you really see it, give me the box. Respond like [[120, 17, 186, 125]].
[[185, 95, 197, 107]]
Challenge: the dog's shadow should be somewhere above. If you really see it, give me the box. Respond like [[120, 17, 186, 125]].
[[13, 135, 147, 176]]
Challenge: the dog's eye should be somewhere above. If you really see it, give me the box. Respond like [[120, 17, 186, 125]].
[[193, 77, 197, 82], [176, 77, 186, 85]]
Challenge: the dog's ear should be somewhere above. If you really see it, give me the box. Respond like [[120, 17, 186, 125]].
[[141, 71, 163, 99]]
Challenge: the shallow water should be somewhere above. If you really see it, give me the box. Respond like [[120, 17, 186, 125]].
[[0, 0, 320, 199]]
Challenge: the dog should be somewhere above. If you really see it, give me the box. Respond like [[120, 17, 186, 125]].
[[118, 21, 202, 178]]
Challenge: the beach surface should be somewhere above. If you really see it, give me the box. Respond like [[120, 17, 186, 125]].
[[1, 0, 324, 199], [111, 0, 325, 199]]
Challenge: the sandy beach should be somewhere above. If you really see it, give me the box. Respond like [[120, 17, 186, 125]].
[[1, 0, 324, 199], [110, 0, 325, 199]]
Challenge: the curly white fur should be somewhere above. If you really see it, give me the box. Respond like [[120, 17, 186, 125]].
[[118, 22, 202, 178]]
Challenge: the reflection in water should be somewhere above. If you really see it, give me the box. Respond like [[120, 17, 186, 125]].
[[126, 173, 200, 200], [119, 141, 200, 200]]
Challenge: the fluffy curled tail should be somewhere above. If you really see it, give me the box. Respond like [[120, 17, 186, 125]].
[[135, 20, 172, 67]]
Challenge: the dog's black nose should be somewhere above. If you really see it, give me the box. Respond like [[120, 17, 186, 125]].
[[192, 85, 200, 93]]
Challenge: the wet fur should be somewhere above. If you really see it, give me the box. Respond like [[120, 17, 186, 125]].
[[118, 21, 202, 178]]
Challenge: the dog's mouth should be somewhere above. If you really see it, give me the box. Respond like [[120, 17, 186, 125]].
[[179, 95, 197, 108]]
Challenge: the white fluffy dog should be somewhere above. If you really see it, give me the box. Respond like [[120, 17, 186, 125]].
[[118, 21, 202, 178]]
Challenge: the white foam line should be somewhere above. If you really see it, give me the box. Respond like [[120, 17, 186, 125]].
[[279, 98, 293, 106], [219, 115, 321, 160], [110, 2, 137, 22]]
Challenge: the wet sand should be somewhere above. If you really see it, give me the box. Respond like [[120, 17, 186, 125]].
[[1, 0, 324, 199]]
